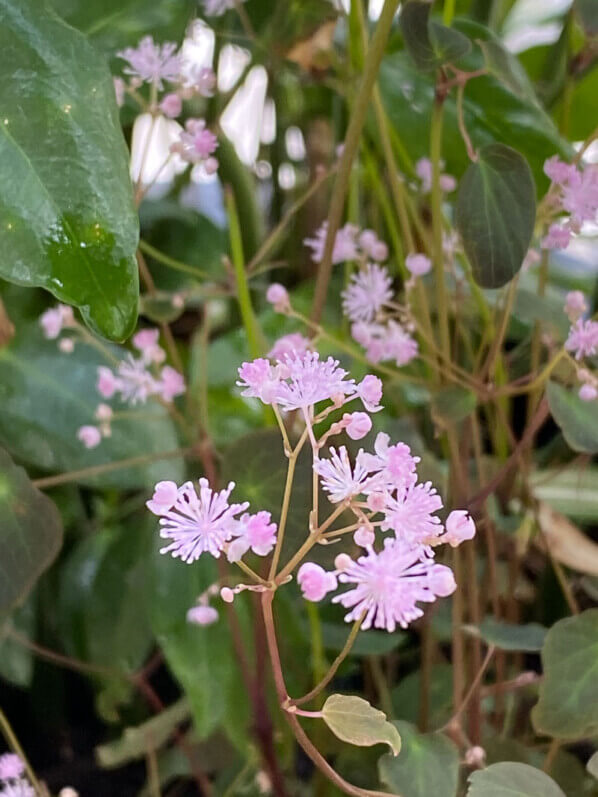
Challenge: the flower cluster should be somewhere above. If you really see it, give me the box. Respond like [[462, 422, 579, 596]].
[[0, 754, 34, 797], [415, 157, 457, 194], [541, 156, 598, 250], [115, 34, 218, 170], [39, 303, 76, 352], [77, 328, 185, 448], [563, 290, 598, 401], [149, 344, 475, 635]]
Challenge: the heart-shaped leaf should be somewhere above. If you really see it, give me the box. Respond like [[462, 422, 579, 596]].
[[378, 721, 459, 797], [321, 694, 401, 755], [468, 762, 565, 796], [546, 381, 598, 454], [532, 609, 598, 740], [0, 448, 63, 613], [400, 1, 471, 72], [0, 0, 139, 340], [456, 143, 535, 288]]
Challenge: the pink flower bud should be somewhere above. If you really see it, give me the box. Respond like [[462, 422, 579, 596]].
[[97, 366, 118, 398], [266, 283, 290, 312], [146, 480, 179, 515], [187, 605, 219, 626], [297, 563, 337, 602], [59, 338, 74, 353], [371, 241, 389, 261], [464, 746, 486, 768], [220, 587, 235, 603], [334, 553, 353, 572], [564, 290, 587, 322], [428, 564, 456, 597], [354, 526, 375, 547], [77, 425, 101, 449], [445, 510, 476, 547], [357, 374, 383, 412], [405, 253, 432, 277], [95, 403, 113, 422], [159, 366, 185, 401], [579, 383, 597, 402], [439, 174, 457, 193], [343, 412, 372, 440], [159, 92, 182, 118], [0, 753, 25, 780]]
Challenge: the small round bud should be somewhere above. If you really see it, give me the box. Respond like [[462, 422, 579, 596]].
[[343, 412, 372, 440], [220, 587, 235, 603], [579, 382, 597, 402], [354, 526, 375, 547], [266, 283, 290, 312], [334, 553, 353, 572], [405, 253, 432, 277]]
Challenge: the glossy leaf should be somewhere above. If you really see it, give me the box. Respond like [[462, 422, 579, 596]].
[[464, 617, 547, 652], [379, 721, 459, 797], [321, 694, 401, 755], [532, 609, 598, 740], [456, 144, 535, 288], [0, 0, 139, 340], [400, 1, 471, 72], [0, 323, 184, 488], [0, 448, 63, 613], [546, 381, 598, 454], [468, 763, 565, 796]]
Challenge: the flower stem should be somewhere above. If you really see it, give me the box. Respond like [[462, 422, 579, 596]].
[[311, 0, 401, 324], [138, 239, 211, 280], [430, 98, 450, 362]]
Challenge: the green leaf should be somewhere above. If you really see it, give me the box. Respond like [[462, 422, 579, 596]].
[[531, 467, 598, 522], [320, 622, 406, 657], [0, 448, 63, 613], [456, 144, 535, 288], [0, 597, 35, 687], [378, 721, 459, 797], [477, 36, 536, 101], [400, 1, 471, 72], [546, 381, 598, 454], [0, 322, 184, 488], [379, 23, 572, 185], [0, 0, 139, 341], [532, 609, 598, 740], [467, 762, 565, 797], [96, 697, 191, 768], [391, 663, 454, 728], [431, 385, 477, 426], [463, 617, 547, 652], [50, 0, 195, 52], [321, 694, 401, 756]]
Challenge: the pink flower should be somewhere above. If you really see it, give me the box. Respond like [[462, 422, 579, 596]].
[[381, 481, 443, 544], [297, 563, 338, 602], [354, 526, 375, 547], [133, 328, 165, 364], [304, 222, 359, 265], [356, 374, 383, 413], [116, 355, 159, 404], [444, 510, 476, 547], [313, 447, 371, 503], [187, 605, 219, 626], [237, 358, 283, 403], [0, 782, 35, 797], [97, 366, 120, 399], [564, 290, 587, 322], [343, 412, 372, 440], [147, 480, 180, 515], [272, 352, 356, 412], [227, 510, 278, 561], [579, 383, 597, 402], [117, 36, 181, 89], [39, 304, 74, 339], [565, 319, 598, 360], [542, 223, 571, 250], [440, 174, 457, 193], [268, 333, 310, 361], [342, 263, 393, 322], [156, 479, 249, 561], [192, 66, 216, 97], [266, 283, 290, 312], [359, 433, 419, 492], [172, 118, 218, 164], [544, 156, 577, 185], [333, 538, 456, 631], [358, 230, 388, 261], [159, 366, 186, 401], [562, 164, 598, 224], [159, 92, 182, 118], [77, 425, 101, 449], [0, 753, 24, 780], [353, 321, 418, 367], [405, 253, 432, 277], [415, 157, 455, 194]]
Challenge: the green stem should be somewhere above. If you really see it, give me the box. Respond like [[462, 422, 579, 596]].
[[430, 98, 450, 360], [311, 0, 401, 323], [138, 240, 211, 280], [0, 709, 43, 795], [443, 0, 456, 25], [268, 454, 298, 580], [226, 188, 262, 359]]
